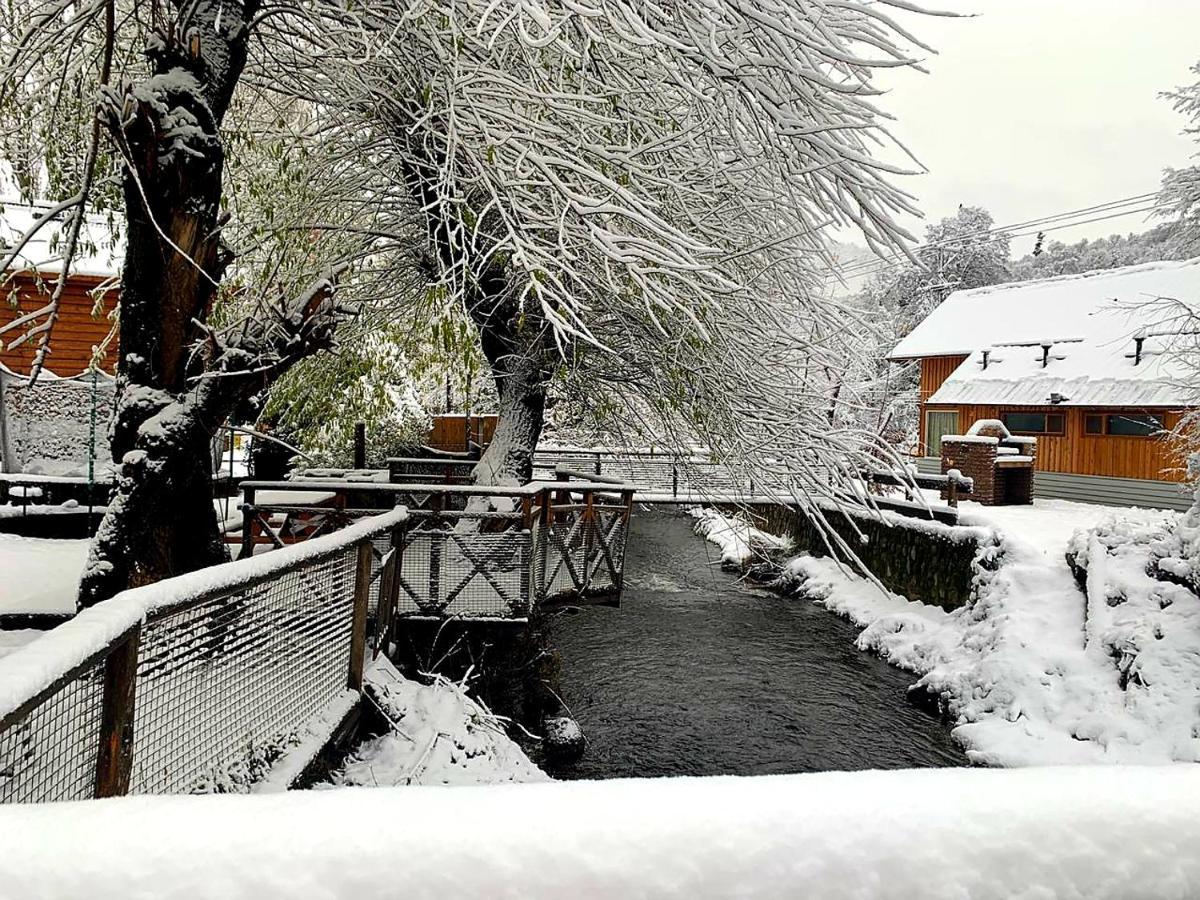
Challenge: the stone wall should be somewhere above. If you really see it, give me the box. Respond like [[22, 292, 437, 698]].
[[736, 503, 998, 612]]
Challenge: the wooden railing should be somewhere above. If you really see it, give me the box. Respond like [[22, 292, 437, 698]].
[[236, 473, 636, 618]]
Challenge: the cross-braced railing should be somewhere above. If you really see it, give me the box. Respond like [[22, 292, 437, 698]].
[[237, 471, 636, 620]]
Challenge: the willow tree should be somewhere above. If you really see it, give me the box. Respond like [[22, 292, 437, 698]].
[[273, 0, 936, 496], [0, 1, 365, 603]]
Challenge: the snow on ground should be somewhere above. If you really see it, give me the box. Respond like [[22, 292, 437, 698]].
[[1, 766, 1198, 899], [1066, 515, 1200, 763], [324, 658, 547, 788], [697, 501, 1200, 766], [958, 496, 1170, 559], [689, 507, 788, 565], [0, 533, 87, 614], [0, 628, 42, 661]]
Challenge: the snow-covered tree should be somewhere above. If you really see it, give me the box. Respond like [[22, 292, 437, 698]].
[[1160, 62, 1200, 258], [862, 205, 1011, 334], [265, 0, 936, 495], [0, 1, 373, 603]]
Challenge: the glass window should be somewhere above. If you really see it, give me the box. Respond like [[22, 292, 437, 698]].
[[1106, 413, 1163, 437], [925, 410, 959, 456], [1085, 415, 1103, 435], [1002, 412, 1064, 435]]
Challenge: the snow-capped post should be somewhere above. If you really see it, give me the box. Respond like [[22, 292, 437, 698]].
[[95, 624, 140, 798]]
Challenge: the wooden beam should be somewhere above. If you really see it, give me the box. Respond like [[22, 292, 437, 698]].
[[94, 625, 140, 798]]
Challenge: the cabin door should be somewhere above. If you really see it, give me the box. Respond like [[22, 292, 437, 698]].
[[925, 410, 959, 456]]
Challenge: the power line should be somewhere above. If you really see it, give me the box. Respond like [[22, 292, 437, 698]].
[[835, 194, 1160, 281], [832, 192, 1165, 283]]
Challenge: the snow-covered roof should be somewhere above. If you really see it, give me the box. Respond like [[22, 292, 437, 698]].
[[890, 258, 1200, 408], [0, 200, 122, 279]]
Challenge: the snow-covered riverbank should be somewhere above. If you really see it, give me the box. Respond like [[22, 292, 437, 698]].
[[324, 659, 547, 788], [694, 502, 1200, 766]]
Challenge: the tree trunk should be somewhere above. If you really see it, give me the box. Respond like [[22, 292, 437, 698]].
[[79, 0, 257, 606], [473, 349, 549, 486], [467, 286, 553, 487]]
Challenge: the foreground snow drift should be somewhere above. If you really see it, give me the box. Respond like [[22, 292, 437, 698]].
[[325, 660, 547, 787], [1, 767, 1197, 899]]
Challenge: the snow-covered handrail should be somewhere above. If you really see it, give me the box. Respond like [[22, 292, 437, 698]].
[[0, 507, 408, 803]]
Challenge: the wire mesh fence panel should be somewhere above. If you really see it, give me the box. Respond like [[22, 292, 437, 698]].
[[397, 528, 532, 618], [130, 547, 357, 794], [0, 661, 106, 803]]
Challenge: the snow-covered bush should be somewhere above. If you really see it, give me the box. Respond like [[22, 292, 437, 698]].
[[1065, 513, 1200, 760]]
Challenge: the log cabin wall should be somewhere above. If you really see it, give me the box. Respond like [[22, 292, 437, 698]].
[[0, 273, 118, 375], [921, 402, 1186, 482]]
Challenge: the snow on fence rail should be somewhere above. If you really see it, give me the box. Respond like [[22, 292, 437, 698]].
[[0, 508, 407, 804]]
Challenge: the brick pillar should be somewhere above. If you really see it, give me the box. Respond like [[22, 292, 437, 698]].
[[941, 438, 998, 504]]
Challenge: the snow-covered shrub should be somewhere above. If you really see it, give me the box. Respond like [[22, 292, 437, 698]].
[[1066, 512, 1200, 760]]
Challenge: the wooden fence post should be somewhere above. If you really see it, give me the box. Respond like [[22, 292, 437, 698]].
[[348, 540, 373, 691], [239, 484, 256, 561], [947, 475, 959, 509], [374, 524, 405, 658], [95, 625, 140, 798], [353, 422, 366, 469], [581, 490, 595, 595]]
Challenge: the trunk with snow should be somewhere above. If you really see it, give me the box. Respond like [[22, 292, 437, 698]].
[[80, 0, 337, 605], [466, 286, 552, 487], [79, 1, 253, 605]]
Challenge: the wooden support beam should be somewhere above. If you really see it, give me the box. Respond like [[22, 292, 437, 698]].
[[239, 485, 256, 561], [348, 541, 372, 692], [94, 625, 140, 798]]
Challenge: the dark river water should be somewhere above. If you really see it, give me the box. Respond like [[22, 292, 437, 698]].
[[548, 506, 965, 778]]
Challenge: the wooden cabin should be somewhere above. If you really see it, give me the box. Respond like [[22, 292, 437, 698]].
[[1, 202, 120, 376], [889, 259, 1200, 511]]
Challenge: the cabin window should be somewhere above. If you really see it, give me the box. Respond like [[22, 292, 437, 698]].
[[1085, 415, 1103, 435], [1001, 412, 1064, 435], [925, 410, 958, 456], [1104, 413, 1164, 437]]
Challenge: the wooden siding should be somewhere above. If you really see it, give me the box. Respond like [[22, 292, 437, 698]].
[[427, 414, 497, 452], [919, 355, 968, 404], [921, 402, 1186, 482], [913, 456, 1193, 511], [0, 273, 118, 375]]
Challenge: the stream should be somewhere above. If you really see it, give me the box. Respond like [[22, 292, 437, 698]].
[[548, 506, 965, 778]]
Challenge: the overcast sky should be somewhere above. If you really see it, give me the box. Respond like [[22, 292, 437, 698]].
[[854, 0, 1200, 258]]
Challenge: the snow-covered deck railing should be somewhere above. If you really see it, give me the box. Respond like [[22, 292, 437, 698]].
[[238, 475, 636, 617], [0, 471, 113, 511], [531, 448, 755, 500], [857, 468, 975, 511], [0, 508, 408, 804]]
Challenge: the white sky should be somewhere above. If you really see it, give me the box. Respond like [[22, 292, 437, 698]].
[[853, 0, 1200, 257]]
